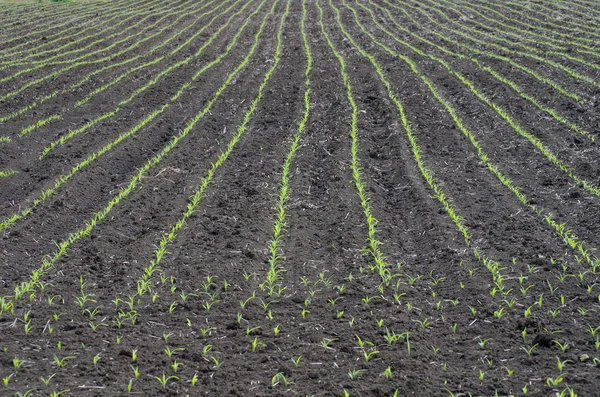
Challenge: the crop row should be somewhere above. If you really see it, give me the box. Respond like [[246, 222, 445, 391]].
[[0, 0, 265, 233], [21, 0, 236, 143], [1, 0, 598, 321], [0, 0, 227, 125], [0, 0, 205, 93], [0, 0, 158, 48], [341, 0, 600, 299], [0, 0, 165, 61], [0, 0, 199, 68], [4, 0, 278, 308], [1, 0, 599, 395], [1, 0, 598, 324]]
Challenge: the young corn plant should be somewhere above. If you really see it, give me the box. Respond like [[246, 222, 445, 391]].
[[347, 368, 366, 380], [155, 372, 178, 388], [272, 372, 291, 388], [53, 354, 75, 368]]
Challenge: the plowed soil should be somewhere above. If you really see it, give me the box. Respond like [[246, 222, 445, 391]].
[[1, 0, 600, 396]]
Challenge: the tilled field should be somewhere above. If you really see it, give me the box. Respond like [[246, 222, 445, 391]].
[[1, 0, 600, 395]]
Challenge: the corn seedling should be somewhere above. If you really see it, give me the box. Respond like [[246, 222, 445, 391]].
[[321, 337, 338, 350], [547, 376, 564, 386], [412, 318, 430, 328], [251, 337, 266, 351], [2, 373, 12, 387], [347, 368, 366, 380], [477, 337, 490, 349], [171, 360, 183, 372], [12, 357, 26, 370], [53, 355, 75, 368], [48, 391, 70, 397], [272, 372, 291, 388], [40, 373, 56, 386], [155, 372, 178, 388], [553, 340, 570, 353], [291, 356, 302, 367], [362, 349, 379, 362], [522, 344, 538, 357], [384, 366, 392, 379], [163, 346, 184, 358]]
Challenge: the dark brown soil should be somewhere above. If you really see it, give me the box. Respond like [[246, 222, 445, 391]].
[[1, 0, 600, 396]]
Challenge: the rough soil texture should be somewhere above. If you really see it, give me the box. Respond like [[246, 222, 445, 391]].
[[1, 0, 600, 396]]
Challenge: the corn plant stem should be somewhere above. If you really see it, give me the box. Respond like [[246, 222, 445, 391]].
[[0, 0, 122, 26], [411, 0, 594, 59], [0, 3, 89, 29], [0, 0, 203, 99], [0, 0, 171, 61], [0, 0, 195, 84], [545, 0, 600, 22], [0, 170, 18, 178], [426, 0, 594, 52], [0, 2, 164, 61], [0, 5, 154, 59], [372, 5, 600, 201], [474, 0, 600, 35], [7, 0, 234, 135]]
